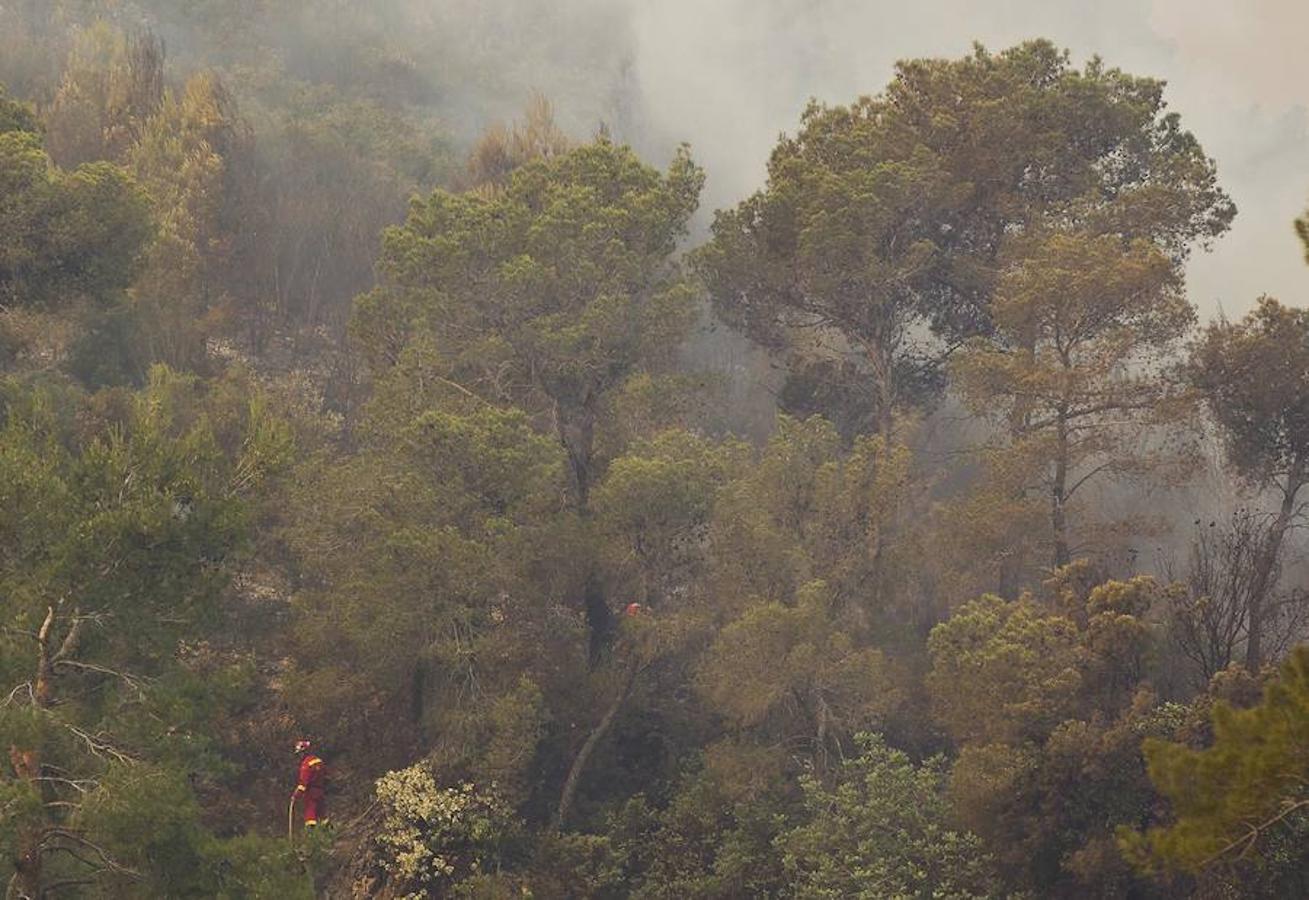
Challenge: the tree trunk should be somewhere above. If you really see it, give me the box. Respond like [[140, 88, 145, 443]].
[[8, 744, 44, 900], [997, 547, 1024, 600], [1246, 464, 1305, 671], [553, 664, 638, 831], [867, 339, 895, 444], [863, 338, 896, 615], [583, 575, 614, 668], [9, 830, 43, 900], [9, 607, 69, 900], [33, 606, 56, 710], [555, 394, 597, 513], [1051, 411, 1071, 569], [814, 691, 832, 774]]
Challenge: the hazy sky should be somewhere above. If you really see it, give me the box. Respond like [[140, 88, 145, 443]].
[[609, 0, 1309, 317]]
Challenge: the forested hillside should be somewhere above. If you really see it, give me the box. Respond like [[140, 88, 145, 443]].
[[5, 2, 1309, 897]]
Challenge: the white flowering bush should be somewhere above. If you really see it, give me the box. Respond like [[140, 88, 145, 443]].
[[374, 763, 519, 898]]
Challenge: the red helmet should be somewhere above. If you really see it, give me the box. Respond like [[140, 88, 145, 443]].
[[294, 739, 312, 754], [624, 602, 642, 617]]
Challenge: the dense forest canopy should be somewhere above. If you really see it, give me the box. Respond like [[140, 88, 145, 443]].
[[3, 2, 1309, 897]]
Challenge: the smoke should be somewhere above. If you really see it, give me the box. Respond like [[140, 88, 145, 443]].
[[352, 0, 1305, 314], [353, 0, 1305, 440], [8, 1, 1303, 311], [613, 0, 1309, 317]]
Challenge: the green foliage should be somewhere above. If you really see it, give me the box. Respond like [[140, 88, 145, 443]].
[[354, 136, 703, 507], [127, 71, 252, 373], [950, 696, 1190, 895], [0, 129, 152, 310], [0, 84, 40, 134], [929, 573, 1172, 748], [1190, 296, 1309, 489], [374, 763, 521, 898], [953, 228, 1198, 568], [699, 582, 898, 749], [1125, 647, 1309, 873], [601, 742, 792, 899], [1, 366, 289, 647], [0, 18, 1290, 900], [0, 748, 311, 897], [286, 355, 569, 779], [526, 830, 626, 899], [693, 416, 913, 769], [781, 733, 1003, 899], [708, 415, 912, 616], [928, 577, 1190, 894], [1188, 297, 1309, 668], [76, 765, 213, 895], [357, 139, 702, 380], [0, 366, 295, 897], [594, 428, 746, 610], [200, 832, 317, 899], [43, 24, 164, 167], [697, 40, 1233, 436], [312, 138, 711, 841], [928, 594, 1083, 745]]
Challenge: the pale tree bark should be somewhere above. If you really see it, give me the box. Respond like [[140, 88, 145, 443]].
[[553, 663, 639, 831], [6, 605, 125, 900], [1051, 409, 1071, 569], [12, 606, 72, 900]]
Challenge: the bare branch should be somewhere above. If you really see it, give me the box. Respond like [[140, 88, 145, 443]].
[[37, 605, 55, 647], [41, 828, 141, 878], [0, 624, 39, 640], [3, 681, 34, 707], [1065, 461, 1117, 501], [52, 660, 148, 699], [44, 876, 109, 894], [33, 776, 99, 793], [52, 609, 84, 664], [1198, 798, 1309, 870], [63, 725, 137, 764]]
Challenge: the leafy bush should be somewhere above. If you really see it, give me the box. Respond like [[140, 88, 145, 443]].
[[374, 763, 521, 898]]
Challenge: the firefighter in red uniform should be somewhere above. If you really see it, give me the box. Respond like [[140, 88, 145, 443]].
[[290, 739, 327, 827]]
